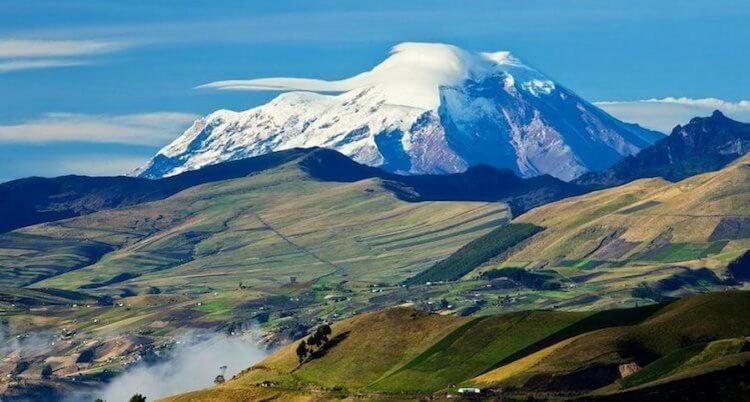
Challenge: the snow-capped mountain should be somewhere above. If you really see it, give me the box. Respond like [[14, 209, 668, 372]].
[[136, 43, 662, 181]]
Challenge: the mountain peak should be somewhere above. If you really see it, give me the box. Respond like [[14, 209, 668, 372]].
[[138, 42, 662, 180], [682, 109, 742, 134], [577, 112, 750, 187], [200, 42, 546, 111]]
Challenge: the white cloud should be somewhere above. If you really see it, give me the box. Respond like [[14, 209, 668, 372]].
[[0, 112, 198, 145], [0, 39, 127, 58], [0, 39, 129, 73], [198, 42, 536, 110], [197, 42, 483, 109], [0, 59, 90, 72], [596, 97, 750, 133]]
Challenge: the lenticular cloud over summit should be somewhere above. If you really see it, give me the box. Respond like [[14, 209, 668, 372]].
[[199, 43, 530, 110], [138, 42, 662, 181]]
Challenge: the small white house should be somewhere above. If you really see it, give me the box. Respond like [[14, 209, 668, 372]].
[[457, 387, 482, 394]]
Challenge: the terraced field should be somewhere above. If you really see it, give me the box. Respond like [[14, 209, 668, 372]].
[[510, 155, 750, 265], [449, 155, 750, 310], [0, 233, 114, 287], [0, 159, 508, 295]]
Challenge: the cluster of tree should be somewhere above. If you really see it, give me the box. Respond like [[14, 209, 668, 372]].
[[654, 267, 723, 291], [295, 324, 332, 363], [631, 283, 667, 302], [480, 267, 561, 291], [727, 250, 750, 282], [96, 295, 114, 306], [404, 223, 543, 285]]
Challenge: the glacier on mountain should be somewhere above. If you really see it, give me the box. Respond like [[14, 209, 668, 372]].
[[136, 43, 662, 181]]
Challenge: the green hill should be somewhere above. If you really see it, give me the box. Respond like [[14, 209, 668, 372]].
[[3, 149, 749, 401], [410, 154, 750, 313], [0, 153, 509, 293], [163, 291, 750, 401], [470, 291, 750, 392], [510, 154, 750, 269], [0, 151, 511, 372]]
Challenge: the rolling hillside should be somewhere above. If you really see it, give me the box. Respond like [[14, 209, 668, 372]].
[[0, 149, 310, 234], [164, 291, 750, 401], [2, 119, 749, 401], [514, 154, 750, 262], [0, 147, 582, 235], [1, 151, 510, 293], [0, 149, 523, 399], [434, 153, 750, 311]]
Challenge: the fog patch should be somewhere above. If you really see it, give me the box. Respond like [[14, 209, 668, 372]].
[[0, 323, 57, 366], [77, 332, 269, 401], [0, 331, 56, 358]]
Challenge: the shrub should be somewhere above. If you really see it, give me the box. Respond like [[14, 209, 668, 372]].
[[41, 364, 52, 379]]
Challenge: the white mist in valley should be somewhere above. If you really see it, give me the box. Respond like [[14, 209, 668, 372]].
[[86, 333, 269, 401]]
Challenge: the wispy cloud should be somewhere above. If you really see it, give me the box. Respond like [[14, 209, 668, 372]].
[[197, 43, 531, 110], [0, 59, 89, 72], [596, 97, 750, 133], [0, 112, 198, 145], [0, 38, 130, 73], [0, 39, 127, 58]]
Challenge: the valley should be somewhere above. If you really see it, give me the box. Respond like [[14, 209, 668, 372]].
[[1, 144, 749, 400], [0, 150, 516, 399]]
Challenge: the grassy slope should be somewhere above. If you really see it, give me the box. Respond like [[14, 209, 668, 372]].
[[470, 291, 750, 390], [0, 148, 311, 234], [162, 387, 321, 402], [0, 158, 509, 293], [164, 292, 750, 401], [230, 308, 467, 389], [367, 310, 588, 392], [511, 155, 750, 264], [0, 286, 95, 305], [465, 155, 750, 310]]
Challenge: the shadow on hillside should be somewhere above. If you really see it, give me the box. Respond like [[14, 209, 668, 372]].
[[310, 331, 350, 360]]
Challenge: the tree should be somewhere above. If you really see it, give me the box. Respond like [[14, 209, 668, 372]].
[[307, 331, 322, 348], [41, 364, 53, 379], [317, 324, 331, 341], [129, 394, 147, 402], [96, 295, 114, 306], [295, 340, 308, 363]]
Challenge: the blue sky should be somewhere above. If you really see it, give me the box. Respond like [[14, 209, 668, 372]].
[[1, 0, 749, 181]]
